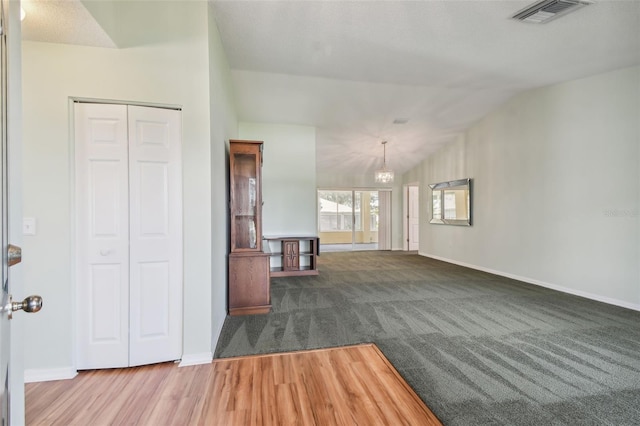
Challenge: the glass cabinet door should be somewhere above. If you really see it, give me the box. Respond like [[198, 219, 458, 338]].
[[230, 141, 262, 252]]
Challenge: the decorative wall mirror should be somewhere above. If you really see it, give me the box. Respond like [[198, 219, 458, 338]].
[[429, 178, 472, 226]]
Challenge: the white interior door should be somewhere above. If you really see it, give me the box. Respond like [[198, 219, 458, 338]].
[[408, 185, 419, 251], [75, 104, 130, 369], [0, 153, 9, 426], [0, 2, 11, 416], [128, 105, 182, 367], [76, 103, 182, 369], [3, 2, 44, 422]]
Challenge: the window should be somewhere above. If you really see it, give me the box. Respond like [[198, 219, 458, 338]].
[[318, 190, 353, 232]]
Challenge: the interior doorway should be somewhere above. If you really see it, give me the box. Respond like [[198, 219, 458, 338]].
[[405, 184, 419, 251], [317, 189, 391, 252]]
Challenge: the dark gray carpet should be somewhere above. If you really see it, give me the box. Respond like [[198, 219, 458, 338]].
[[214, 251, 640, 425]]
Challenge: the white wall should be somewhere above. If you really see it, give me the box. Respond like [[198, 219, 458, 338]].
[[407, 66, 640, 309], [239, 123, 317, 236], [21, 1, 219, 375], [208, 3, 238, 356]]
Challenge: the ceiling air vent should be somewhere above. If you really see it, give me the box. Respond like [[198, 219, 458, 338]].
[[512, 0, 592, 24]]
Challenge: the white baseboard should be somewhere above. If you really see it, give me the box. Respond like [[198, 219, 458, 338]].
[[179, 352, 213, 367], [210, 310, 227, 359], [25, 367, 77, 383], [419, 252, 640, 312], [24, 354, 216, 380]]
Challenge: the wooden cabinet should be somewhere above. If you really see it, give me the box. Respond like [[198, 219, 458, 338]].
[[228, 140, 270, 316], [228, 253, 271, 315], [283, 240, 300, 271], [264, 236, 319, 277], [229, 140, 263, 253]]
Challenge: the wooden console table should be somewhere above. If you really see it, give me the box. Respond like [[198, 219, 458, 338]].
[[264, 236, 319, 277]]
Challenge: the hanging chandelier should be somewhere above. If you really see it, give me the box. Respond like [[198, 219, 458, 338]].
[[374, 141, 394, 183]]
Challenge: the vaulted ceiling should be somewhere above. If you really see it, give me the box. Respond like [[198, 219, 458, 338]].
[[21, 0, 640, 180]]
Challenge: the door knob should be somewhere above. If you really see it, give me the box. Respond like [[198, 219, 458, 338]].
[[8, 244, 21, 266], [7, 295, 43, 319]]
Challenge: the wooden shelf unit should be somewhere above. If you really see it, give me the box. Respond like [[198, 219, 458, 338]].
[[264, 236, 319, 277], [228, 140, 270, 316]]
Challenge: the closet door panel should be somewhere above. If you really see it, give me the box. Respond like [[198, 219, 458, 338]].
[[137, 261, 170, 338], [75, 103, 129, 369], [138, 162, 169, 236], [89, 264, 124, 341], [128, 105, 182, 366]]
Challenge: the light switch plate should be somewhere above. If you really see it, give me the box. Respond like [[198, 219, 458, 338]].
[[23, 217, 36, 235]]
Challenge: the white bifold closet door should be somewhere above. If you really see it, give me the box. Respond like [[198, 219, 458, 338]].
[[75, 103, 182, 369]]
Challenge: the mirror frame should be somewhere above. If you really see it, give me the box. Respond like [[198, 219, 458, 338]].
[[429, 178, 472, 226]]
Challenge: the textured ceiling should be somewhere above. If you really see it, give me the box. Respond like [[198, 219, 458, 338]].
[[20, 0, 640, 181], [21, 0, 116, 48], [212, 0, 640, 179]]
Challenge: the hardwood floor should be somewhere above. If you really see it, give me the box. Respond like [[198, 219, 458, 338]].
[[26, 344, 442, 425]]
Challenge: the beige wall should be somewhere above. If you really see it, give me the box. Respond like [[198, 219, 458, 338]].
[[208, 3, 239, 359], [405, 66, 640, 309]]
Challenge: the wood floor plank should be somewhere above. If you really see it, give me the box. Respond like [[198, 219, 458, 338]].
[[26, 344, 442, 426]]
